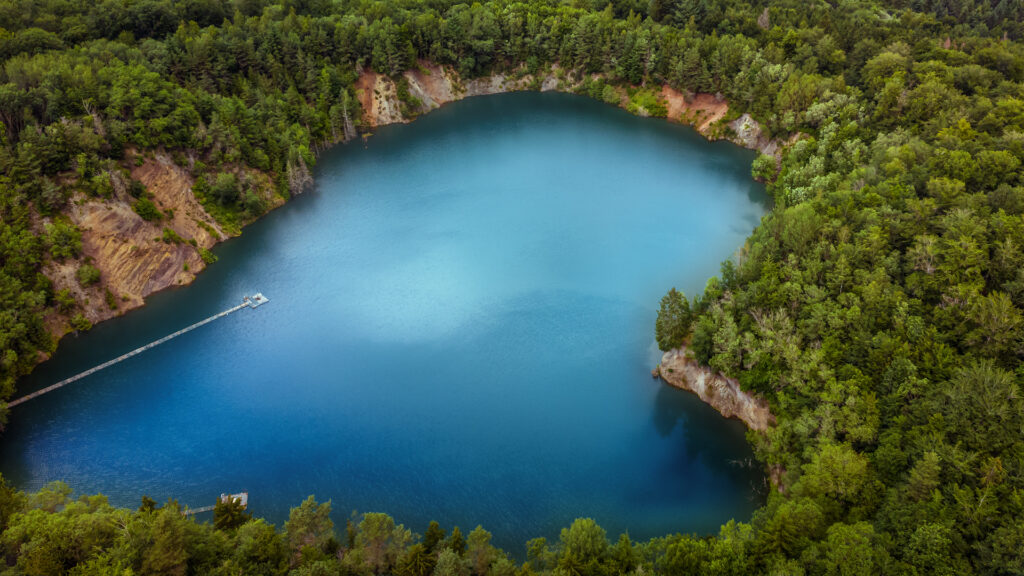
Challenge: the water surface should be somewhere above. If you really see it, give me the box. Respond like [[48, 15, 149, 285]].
[[2, 92, 767, 551]]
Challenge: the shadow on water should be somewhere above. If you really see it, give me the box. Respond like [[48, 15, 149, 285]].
[[651, 384, 768, 504]]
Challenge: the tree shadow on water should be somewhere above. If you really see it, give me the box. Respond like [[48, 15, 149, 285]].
[[650, 384, 765, 497]]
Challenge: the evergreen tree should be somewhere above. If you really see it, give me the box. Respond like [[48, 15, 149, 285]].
[[356, 512, 412, 574], [284, 496, 334, 555], [446, 526, 466, 557], [139, 495, 158, 512], [465, 526, 496, 576], [397, 543, 436, 576], [424, 520, 446, 553], [655, 287, 691, 351], [141, 508, 189, 576], [432, 548, 467, 576]]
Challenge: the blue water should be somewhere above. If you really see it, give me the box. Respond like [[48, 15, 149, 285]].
[[1, 92, 767, 552]]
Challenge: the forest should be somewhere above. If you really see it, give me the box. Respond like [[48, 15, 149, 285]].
[[1, 0, 1024, 572]]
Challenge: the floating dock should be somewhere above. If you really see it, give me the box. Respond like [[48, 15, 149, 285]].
[[183, 492, 249, 516], [246, 293, 269, 308], [6, 294, 269, 408]]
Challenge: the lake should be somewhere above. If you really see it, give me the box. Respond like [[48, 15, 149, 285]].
[[1, 91, 768, 552]]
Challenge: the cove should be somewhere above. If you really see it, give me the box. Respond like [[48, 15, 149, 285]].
[[1, 91, 768, 551]]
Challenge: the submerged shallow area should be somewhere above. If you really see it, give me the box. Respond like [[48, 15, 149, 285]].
[[2, 92, 768, 551]]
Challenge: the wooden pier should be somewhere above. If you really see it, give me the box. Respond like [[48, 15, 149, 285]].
[[183, 492, 249, 516], [6, 294, 269, 408]]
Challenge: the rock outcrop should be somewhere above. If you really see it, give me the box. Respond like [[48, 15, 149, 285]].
[[355, 71, 405, 127], [729, 113, 780, 157], [44, 152, 226, 332], [656, 346, 775, 431], [660, 87, 729, 133], [354, 63, 786, 160], [405, 64, 459, 108], [356, 63, 555, 127]]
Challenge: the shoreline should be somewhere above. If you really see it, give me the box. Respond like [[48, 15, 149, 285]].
[[22, 63, 788, 402], [655, 346, 775, 432]]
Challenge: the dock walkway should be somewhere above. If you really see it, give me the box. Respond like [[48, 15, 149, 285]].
[[7, 294, 269, 408], [183, 492, 249, 516]]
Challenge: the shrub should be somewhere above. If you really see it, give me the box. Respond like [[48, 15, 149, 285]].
[[76, 264, 101, 287], [85, 172, 114, 198], [196, 220, 221, 241], [396, 77, 423, 117], [45, 221, 82, 260], [211, 173, 240, 205], [132, 197, 161, 221], [198, 248, 217, 264], [54, 289, 75, 313], [161, 228, 184, 244], [752, 154, 778, 183], [129, 179, 147, 198], [626, 89, 668, 118], [243, 190, 265, 214], [601, 85, 620, 105], [70, 313, 92, 331]]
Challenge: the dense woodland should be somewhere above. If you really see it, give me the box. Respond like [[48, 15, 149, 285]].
[[1, 0, 1024, 572]]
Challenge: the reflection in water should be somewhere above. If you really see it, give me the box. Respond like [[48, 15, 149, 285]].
[[651, 385, 767, 503]]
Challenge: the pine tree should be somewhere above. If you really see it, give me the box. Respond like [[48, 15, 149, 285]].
[[446, 526, 466, 556], [424, 521, 445, 553], [655, 287, 691, 351], [432, 548, 467, 576], [907, 452, 941, 501], [142, 509, 189, 576], [397, 543, 436, 576]]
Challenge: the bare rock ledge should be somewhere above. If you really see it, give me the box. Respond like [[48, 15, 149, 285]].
[[656, 346, 775, 432]]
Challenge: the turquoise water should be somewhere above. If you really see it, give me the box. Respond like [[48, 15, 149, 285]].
[[1, 92, 767, 552]]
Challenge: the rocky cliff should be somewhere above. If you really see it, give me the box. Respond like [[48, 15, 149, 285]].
[[354, 62, 786, 159], [44, 153, 229, 335], [656, 347, 775, 431], [355, 63, 556, 128]]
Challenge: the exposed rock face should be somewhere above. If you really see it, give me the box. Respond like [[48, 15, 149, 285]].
[[660, 87, 729, 133], [657, 347, 775, 431], [355, 71, 405, 127], [404, 63, 459, 108], [729, 113, 779, 157], [134, 154, 225, 250], [540, 76, 560, 92], [356, 63, 553, 127], [462, 73, 515, 97], [354, 64, 785, 160], [45, 153, 225, 330]]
